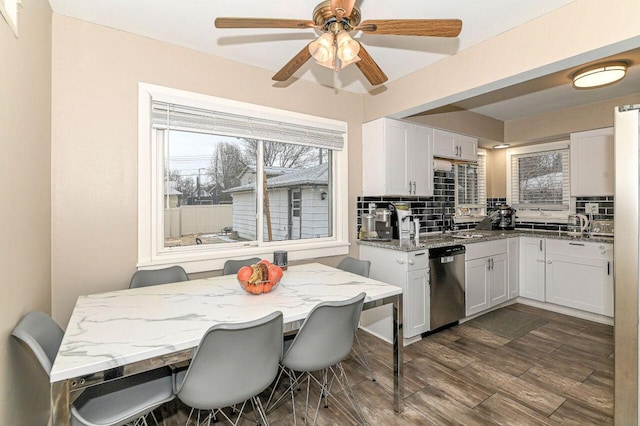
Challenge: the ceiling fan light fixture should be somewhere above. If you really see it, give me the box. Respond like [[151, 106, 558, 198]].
[[336, 30, 360, 60], [309, 32, 335, 63], [340, 54, 361, 69], [572, 61, 628, 89]]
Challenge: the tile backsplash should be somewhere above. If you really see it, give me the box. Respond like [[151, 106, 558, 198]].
[[357, 170, 472, 237], [357, 185, 614, 238]]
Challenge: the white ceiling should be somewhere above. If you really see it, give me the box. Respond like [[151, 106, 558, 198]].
[[48, 0, 576, 95], [48, 1, 640, 122]]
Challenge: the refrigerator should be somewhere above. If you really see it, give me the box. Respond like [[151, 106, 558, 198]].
[[613, 104, 640, 423]]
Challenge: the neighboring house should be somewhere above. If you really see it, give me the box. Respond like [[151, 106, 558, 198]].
[[237, 165, 296, 186], [225, 163, 329, 241], [164, 181, 182, 208]]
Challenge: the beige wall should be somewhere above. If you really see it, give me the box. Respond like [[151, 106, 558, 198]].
[[51, 15, 363, 327], [486, 149, 507, 198], [0, 1, 52, 424], [505, 93, 640, 142]]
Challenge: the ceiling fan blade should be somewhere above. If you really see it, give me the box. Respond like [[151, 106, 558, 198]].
[[272, 43, 313, 81], [356, 19, 462, 37], [331, 0, 356, 19], [215, 17, 317, 30], [355, 43, 388, 86]]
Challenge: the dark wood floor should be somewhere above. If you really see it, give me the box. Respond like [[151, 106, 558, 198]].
[[163, 303, 614, 425]]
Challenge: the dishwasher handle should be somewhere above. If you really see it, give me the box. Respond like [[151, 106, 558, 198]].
[[429, 245, 466, 259]]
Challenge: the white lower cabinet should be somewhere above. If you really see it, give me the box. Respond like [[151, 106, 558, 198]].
[[359, 245, 429, 340], [508, 237, 519, 298], [465, 240, 509, 316], [545, 239, 614, 316], [519, 237, 546, 302]]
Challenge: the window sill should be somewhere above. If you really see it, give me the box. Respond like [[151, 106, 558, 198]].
[[138, 240, 350, 273], [453, 216, 486, 224]]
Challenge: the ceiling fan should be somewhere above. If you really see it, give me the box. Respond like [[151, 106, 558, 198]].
[[215, 0, 462, 86]]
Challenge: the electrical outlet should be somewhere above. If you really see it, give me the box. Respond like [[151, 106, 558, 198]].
[[585, 203, 599, 214]]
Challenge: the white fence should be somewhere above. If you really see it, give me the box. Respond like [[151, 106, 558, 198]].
[[164, 205, 233, 238]]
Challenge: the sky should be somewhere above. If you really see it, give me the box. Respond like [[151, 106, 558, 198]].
[[166, 131, 239, 183]]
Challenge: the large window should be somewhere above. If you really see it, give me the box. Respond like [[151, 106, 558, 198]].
[[139, 84, 348, 272], [455, 150, 486, 218], [506, 141, 570, 219]]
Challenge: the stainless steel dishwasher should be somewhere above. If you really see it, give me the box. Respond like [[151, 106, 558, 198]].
[[429, 245, 466, 330]]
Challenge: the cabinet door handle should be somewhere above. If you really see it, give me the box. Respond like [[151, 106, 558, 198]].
[[396, 259, 405, 265], [536, 259, 545, 263], [547, 260, 552, 264], [408, 180, 412, 194], [539, 240, 543, 251], [608, 261, 611, 275], [412, 181, 416, 194], [569, 242, 585, 246]]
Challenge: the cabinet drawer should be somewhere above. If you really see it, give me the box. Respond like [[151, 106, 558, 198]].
[[545, 239, 612, 260], [465, 239, 508, 260], [407, 251, 429, 271]]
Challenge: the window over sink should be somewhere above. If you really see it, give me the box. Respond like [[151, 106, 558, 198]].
[[138, 84, 349, 272], [454, 149, 486, 220], [506, 141, 570, 220]]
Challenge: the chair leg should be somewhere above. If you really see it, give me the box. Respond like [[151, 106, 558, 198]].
[[352, 334, 375, 381]]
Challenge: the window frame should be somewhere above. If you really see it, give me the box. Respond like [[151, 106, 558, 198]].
[[138, 83, 349, 273], [454, 149, 487, 222], [506, 141, 570, 221]]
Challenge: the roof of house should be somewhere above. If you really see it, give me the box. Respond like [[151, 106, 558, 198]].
[[164, 181, 182, 195], [237, 164, 296, 179], [225, 163, 328, 193]]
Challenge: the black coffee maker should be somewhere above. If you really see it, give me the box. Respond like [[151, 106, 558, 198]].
[[476, 204, 516, 230], [494, 204, 516, 230]]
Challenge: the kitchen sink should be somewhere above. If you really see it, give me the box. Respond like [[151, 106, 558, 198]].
[[449, 233, 485, 239]]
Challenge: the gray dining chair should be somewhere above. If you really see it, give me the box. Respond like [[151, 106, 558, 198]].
[[223, 257, 261, 275], [336, 257, 375, 382], [129, 265, 189, 289], [267, 293, 367, 426], [12, 311, 175, 426], [174, 311, 283, 426]]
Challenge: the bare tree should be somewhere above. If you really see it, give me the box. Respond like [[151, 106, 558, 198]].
[[207, 142, 246, 190], [166, 169, 196, 204], [242, 139, 321, 168]]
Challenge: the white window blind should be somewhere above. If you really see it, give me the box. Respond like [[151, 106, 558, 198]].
[[455, 152, 486, 215], [510, 149, 570, 210], [152, 101, 344, 150]]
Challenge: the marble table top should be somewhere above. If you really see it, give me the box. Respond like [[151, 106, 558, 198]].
[[50, 263, 402, 383]]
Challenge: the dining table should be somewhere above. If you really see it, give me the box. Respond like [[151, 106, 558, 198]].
[[49, 262, 404, 425]]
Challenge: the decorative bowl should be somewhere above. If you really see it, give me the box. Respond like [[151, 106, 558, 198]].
[[238, 278, 281, 295], [237, 262, 284, 295]]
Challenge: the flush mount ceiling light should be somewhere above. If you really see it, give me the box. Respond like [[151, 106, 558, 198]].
[[493, 143, 510, 149], [572, 61, 628, 89]]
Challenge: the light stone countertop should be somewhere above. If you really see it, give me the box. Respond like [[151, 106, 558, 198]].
[[358, 229, 614, 252], [50, 263, 402, 383]]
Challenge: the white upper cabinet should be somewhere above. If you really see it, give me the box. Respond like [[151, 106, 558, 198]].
[[433, 128, 478, 161], [362, 117, 433, 196], [570, 127, 614, 196]]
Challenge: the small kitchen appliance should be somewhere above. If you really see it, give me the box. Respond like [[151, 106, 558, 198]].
[[373, 208, 392, 241], [567, 213, 589, 237], [494, 204, 516, 230], [392, 202, 415, 243], [359, 212, 378, 240]]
